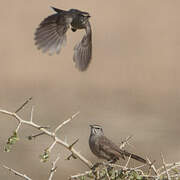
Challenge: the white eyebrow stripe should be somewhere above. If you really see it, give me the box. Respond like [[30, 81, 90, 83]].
[[92, 125, 102, 128]]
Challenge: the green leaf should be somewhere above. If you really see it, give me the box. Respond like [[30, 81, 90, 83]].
[[4, 131, 19, 152], [79, 176, 85, 180], [40, 150, 50, 162]]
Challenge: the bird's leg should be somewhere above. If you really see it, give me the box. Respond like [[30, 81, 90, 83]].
[[90, 162, 103, 180], [91, 162, 102, 171], [108, 157, 117, 164], [106, 158, 117, 175]]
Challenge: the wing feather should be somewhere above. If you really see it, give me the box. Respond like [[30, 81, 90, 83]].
[[73, 21, 92, 71], [34, 13, 72, 55]]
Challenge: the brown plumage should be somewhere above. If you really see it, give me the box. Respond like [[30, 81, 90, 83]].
[[89, 125, 146, 164]]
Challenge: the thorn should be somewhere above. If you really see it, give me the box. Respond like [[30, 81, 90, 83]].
[[15, 97, 33, 113], [69, 139, 79, 150]]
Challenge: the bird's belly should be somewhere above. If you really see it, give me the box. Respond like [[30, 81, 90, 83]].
[[89, 137, 99, 156], [89, 136, 109, 160]]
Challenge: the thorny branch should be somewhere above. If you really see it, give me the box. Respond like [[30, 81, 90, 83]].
[[70, 131, 180, 180], [119, 135, 133, 149], [70, 152, 180, 180], [0, 98, 93, 179], [1, 98, 180, 180], [70, 157, 180, 180], [161, 152, 171, 180], [48, 155, 60, 180], [3, 165, 32, 180], [0, 108, 92, 168], [146, 157, 159, 176]]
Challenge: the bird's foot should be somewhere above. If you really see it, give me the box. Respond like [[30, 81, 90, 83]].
[[107, 158, 117, 164], [91, 162, 102, 171]]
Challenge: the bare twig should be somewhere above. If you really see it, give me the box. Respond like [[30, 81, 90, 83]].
[[158, 163, 180, 176], [0, 109, 93, 168], [125, 154, 131, 169], [48, 155, 60, 180], [3, 165, 32, 180], [47, 141, 57, 153], [54, 111, 80, 133], [161, 152, 171, 180], [157, 161, 180, 178], [70, 170, 93, 179], [38, 126, 50, 129], [15, 122, 22, 133], [30, 106, 34, 122], [120, 135, 133, 149], [146, 157, 159, 176]]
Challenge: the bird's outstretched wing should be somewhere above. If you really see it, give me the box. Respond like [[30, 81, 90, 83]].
[[73, 20, 92, 71], [34, 12, 73, 55]]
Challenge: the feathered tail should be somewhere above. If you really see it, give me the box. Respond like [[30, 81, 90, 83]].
[[123, 151, 146, 163]]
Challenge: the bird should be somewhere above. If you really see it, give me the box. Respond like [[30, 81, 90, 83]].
[[34, 7, 92, 71], [89, 125, 146, 164]]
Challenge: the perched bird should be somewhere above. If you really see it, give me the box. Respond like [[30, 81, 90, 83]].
[[34, 7, 92, 71], [89, 125, 146, 163]]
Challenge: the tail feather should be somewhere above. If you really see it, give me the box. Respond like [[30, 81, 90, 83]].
[[124, 151, 146, 163]]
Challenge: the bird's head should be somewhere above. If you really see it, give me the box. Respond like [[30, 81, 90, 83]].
[[90, 124, 104, 135], [69, 9, 90, 17], [70, 9, 90, 23]]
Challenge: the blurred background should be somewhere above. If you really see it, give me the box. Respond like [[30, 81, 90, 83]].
[[0, 0, 180, 179]]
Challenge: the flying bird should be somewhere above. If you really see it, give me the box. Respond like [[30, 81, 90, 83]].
[[34, 7, 92, 71]]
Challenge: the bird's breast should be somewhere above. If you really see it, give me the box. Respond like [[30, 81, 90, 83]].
[[89, 135, 100, 155]]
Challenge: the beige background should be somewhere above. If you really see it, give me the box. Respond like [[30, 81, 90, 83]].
[[0, 0, 180, 179]]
